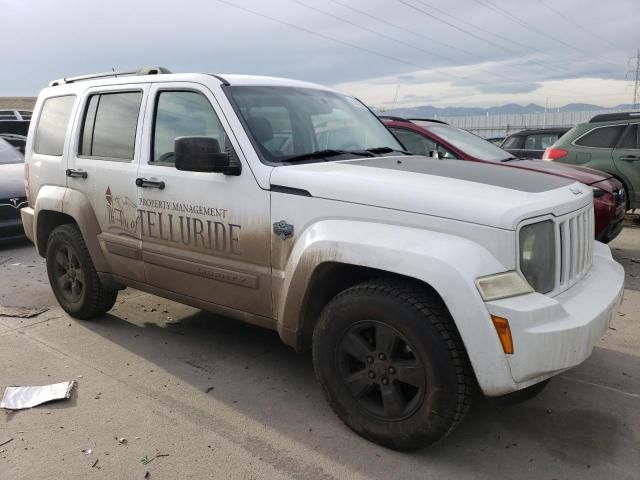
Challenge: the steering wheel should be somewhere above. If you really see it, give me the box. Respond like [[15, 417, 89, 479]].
[[157, 151, 175, 163]]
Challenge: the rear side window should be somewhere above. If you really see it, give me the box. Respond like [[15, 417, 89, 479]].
[[80, 91, 142, 160], [33, 95, 76, 156], [617, 124, 639, 149], [574, 125, 625, 148]]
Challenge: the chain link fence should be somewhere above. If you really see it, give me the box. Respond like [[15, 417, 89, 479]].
[[436, 109, 632, 139]]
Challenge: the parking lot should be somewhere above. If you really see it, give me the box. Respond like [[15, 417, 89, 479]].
[[0, 222, 637, 480]]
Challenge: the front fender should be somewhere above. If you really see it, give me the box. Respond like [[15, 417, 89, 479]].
[[276, 219, 515, 394]]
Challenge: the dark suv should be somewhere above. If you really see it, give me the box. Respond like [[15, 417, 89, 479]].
[[501, 127, 570, 159], [382, 116, 626, 243], [543, 112, 640, 210]]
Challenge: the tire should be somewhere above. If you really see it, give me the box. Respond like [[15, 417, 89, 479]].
[[46, 224, 117, 319], [499, 378, 551, 404], [312, 279, 474, 451]]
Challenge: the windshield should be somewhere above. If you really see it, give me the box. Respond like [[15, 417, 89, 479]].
[[228, 86, 403, 164], [0, 138, 23, 164], [421, 123, 513, 162]]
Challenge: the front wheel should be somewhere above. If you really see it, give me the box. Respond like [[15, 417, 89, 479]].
[[312, 279, 474, 451], [46, 224, 117, 319]]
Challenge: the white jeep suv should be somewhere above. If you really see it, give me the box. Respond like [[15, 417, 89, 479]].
[[21, 67, 624, 450]]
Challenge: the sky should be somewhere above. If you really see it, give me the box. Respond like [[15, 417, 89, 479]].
[[1, 0, 638, 109]]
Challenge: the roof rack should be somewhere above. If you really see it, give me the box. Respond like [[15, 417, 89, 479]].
[[49, 66, 172, 87], [589, 111, 640, 123]]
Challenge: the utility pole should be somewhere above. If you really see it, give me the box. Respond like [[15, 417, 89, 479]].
[[633, 49, 640, 109]]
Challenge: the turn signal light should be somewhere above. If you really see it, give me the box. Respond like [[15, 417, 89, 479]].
[[491, 315, 514, 354], [542, 147, 568, 161]]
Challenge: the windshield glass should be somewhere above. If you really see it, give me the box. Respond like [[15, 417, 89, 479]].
[[0, 138, 23, 164], [420, 123, 512, 162], [228, 86, 403, 164]]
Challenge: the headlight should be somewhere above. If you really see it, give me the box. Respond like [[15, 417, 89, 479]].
[[519, 220, 556, 293], [476, 271, 533, 301]]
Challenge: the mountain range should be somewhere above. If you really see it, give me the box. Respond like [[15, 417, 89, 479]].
[[381, 103, 635, 117]]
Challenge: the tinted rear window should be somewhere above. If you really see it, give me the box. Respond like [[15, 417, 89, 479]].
[[617, 124, 638, 149], [33, 95, 76, 156], [575, 125, 625, 148], [80, 91, 142, 160]]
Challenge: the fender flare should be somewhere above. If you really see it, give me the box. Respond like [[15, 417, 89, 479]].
[[276, 219, 514, 392], [33, 186, 109, 272]]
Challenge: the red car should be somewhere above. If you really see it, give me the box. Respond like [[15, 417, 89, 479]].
[[382, 117, 625, 243]]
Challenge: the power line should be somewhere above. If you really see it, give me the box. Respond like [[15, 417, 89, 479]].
[[410, 0, 565, 66], [537, 0, 620, 50], [293, 0, 550, 86], [209, 0, 494, 87], [472, 0, 587, 54], [327, 0, 489, 63]]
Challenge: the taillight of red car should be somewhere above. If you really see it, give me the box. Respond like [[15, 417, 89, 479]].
[[542, 147, 568, 161]]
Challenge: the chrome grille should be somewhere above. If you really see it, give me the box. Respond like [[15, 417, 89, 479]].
[[557, 206, 594, 293]]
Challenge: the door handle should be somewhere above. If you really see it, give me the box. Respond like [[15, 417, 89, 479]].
[[66, 169, 88, 179], [136, 177, 165, 189], [620, 156, 640, 162]]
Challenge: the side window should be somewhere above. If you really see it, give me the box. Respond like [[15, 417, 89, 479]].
[[575, 125, 626, 148], [391, 128, 436, 156], [501, 136, 521, 150], [524, 134, 557, 150], [152, 90, 230, 164], [617, 124, 639, 149], [34, 95, 76, 156], [80, 91, 142, 160], [390, 128, 457, 159]]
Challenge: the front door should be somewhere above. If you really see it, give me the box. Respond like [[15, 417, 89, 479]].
[[136, 84, 272, 317], [612, 123, 640, 206], [66, 84, 149, 283]]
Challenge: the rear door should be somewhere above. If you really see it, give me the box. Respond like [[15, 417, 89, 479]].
[[612, 123, 640, 206], [66, 84, 149, 283]]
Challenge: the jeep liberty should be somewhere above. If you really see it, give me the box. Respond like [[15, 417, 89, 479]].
[[21, 67, 625, 450]]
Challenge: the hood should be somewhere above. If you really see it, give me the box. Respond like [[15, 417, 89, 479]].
[[0, 162, 26, 199], [270, 156, 592, 230], [505, 159, 611, 185]]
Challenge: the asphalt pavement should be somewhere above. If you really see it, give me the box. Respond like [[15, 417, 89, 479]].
[[0, 228, 639, 480]]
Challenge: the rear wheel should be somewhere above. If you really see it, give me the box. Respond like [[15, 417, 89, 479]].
[[46, 224, 117, 319], [312, 279, 474, 451]]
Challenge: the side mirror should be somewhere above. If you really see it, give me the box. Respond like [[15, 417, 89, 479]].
[[174, 136, 241, 175], [429, 150, 441, 159]]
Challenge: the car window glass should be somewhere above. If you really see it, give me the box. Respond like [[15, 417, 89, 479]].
[[575, 125, 625, 148], [152, 90, 230, 164], [501, 136, 521, 149], [617, 124, 638, 149], [80, 91, 142, 160], [524, 134, 558, 150], [33, 95, 76, 156], [390, 128, 457, 159], [0, 137, 23, 164], [229, 86, 403, 163]]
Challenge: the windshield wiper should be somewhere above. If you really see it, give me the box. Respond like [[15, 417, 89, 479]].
[[283, 149, 374, 163], [366, 146, 412, 155], [500, 156, 518, 162]]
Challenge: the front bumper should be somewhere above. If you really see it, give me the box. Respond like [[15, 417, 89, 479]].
[[483, 242, 624, 394], [20, 206, 35, 244]]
